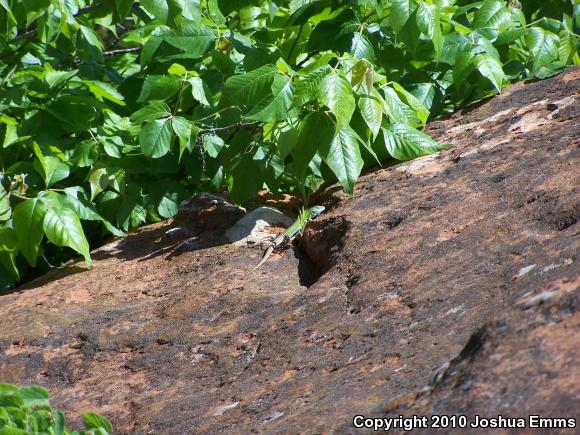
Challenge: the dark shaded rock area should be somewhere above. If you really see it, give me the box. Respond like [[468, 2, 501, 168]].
[[1, 68, 578, 434]]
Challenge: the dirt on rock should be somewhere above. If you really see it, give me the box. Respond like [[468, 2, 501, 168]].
[[0, 68, 578, 434]]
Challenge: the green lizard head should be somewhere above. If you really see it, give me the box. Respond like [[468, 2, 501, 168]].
[[308, 205, 325, 219]]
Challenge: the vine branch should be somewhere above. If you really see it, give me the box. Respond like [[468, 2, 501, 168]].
[[199, 121, 259, 135]]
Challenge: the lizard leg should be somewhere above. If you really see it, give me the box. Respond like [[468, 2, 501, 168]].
[[258, 236, 276, 250]]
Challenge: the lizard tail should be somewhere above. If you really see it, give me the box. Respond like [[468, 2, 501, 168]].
[[250, 245, 274, 273]]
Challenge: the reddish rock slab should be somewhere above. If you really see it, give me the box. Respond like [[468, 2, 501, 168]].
[[0, 68, 578, 434]]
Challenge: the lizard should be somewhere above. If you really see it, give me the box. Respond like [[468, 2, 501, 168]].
[[251, 205, 325, 272]]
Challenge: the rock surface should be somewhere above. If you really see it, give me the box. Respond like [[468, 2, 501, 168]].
[[0, 68, 578, 434]]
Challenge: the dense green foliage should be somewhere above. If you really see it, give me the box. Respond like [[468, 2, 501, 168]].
[[0, 0, 577, 289], [0, 383, 112, 434]]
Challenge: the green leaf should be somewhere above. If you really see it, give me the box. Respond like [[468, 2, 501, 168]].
[[358, 92, 383, 140], [85, 81, 125, 106], [168, 63, 187, 76], [219, 64, 277, 111], [319, 126, 364, 195], [474, 54, 505, 92], [13, 199, 46, 267], [43, 207, 92, 266], [44, 157, 70, 188], [0, 425, 27, 434], [180, 0, 201, 27], [82, 412, 113, 433], [100, 136, 123, 158], [171, 116, 193, 160], [318, 72, 355, 127], [138, 75, 182, 103], [187, 77, 209, 105], [71, 140, 98, 167], [19, 385, 50, 407], [44, 69, 78, 88], [416, 2, 442, 59], [0, 184, 11, 222], [453, 51, 476, 90], [2, 124, 18, 148], [130, 101, 172, 123], [246, 74, 295, 122], [287, 0, 331, 26], [381, 87, 418, 126], [0, 383, 20, 394], [0, 114, 17, 126], [140, 118, 173, 158], [38, 190, 66, 210], [391, 82, 430, 127], [149, 180, 189, 219], [495, 27, 527, 45], [0, 0, 16, 25], [439, 33, 470, 65], [0, 226, 19, 280], [64, 187, 126, 237], [46, 96, 100, 132], [390, 0, 418, 33], [295, 64, 332, 106], [308, 9, 359, 50], [141, 0, 169, 22], [350, 33, 375, 60], [558, 30, 576, 64], [53, 411, 66, 435], [382, 123, 446, 161], [202, 134, 224, 158], [88, 167, 126, 201], [350, 60, 369, 88], [292, 111, 335, 183], [525, 28, 559, 70], [229, 157, 262, 204], [115, 0, 133, 18], [473, 0, 511, 32], [146, 26, 215, 64], [116, 184, 147, 231], [33, 149, 70, 188], [78, 25, 104, 62], [0, 392, 24, 408]]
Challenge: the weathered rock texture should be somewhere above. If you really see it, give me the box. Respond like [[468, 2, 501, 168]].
[[1, 68, 579, 434]]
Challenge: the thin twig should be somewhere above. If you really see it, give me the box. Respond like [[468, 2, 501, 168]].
[[199, 121, 259, 134], [295, 50, 320, 68], [12, 29, 36, 42], [287, 23, 304, 63], [104, 47, 141, 57]]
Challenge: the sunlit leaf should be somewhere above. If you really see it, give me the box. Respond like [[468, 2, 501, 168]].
[[474, 54, 505, 92], [130, 101, 172, 123], [220, 64, 278, 111], [358, 92, 383, 140], [140, 118, 173, 158], [246, 74, 295, 122], [319, 72, 355, 127], [382, 123, 447, 160], [13, 199, 46, 266], [172, 116, 194, 160], [319, 126, 364, 195], [85, 81, 125, 106], [0, 184, 11, 222], [525, 27, 559, 70], [188, 76, 209, 105], [43, 206, 92, 266], [0, 226, 19, 280], [292, 111, 335, 182]]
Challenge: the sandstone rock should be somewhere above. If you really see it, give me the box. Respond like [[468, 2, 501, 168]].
[[0, 68, 578, 434]]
